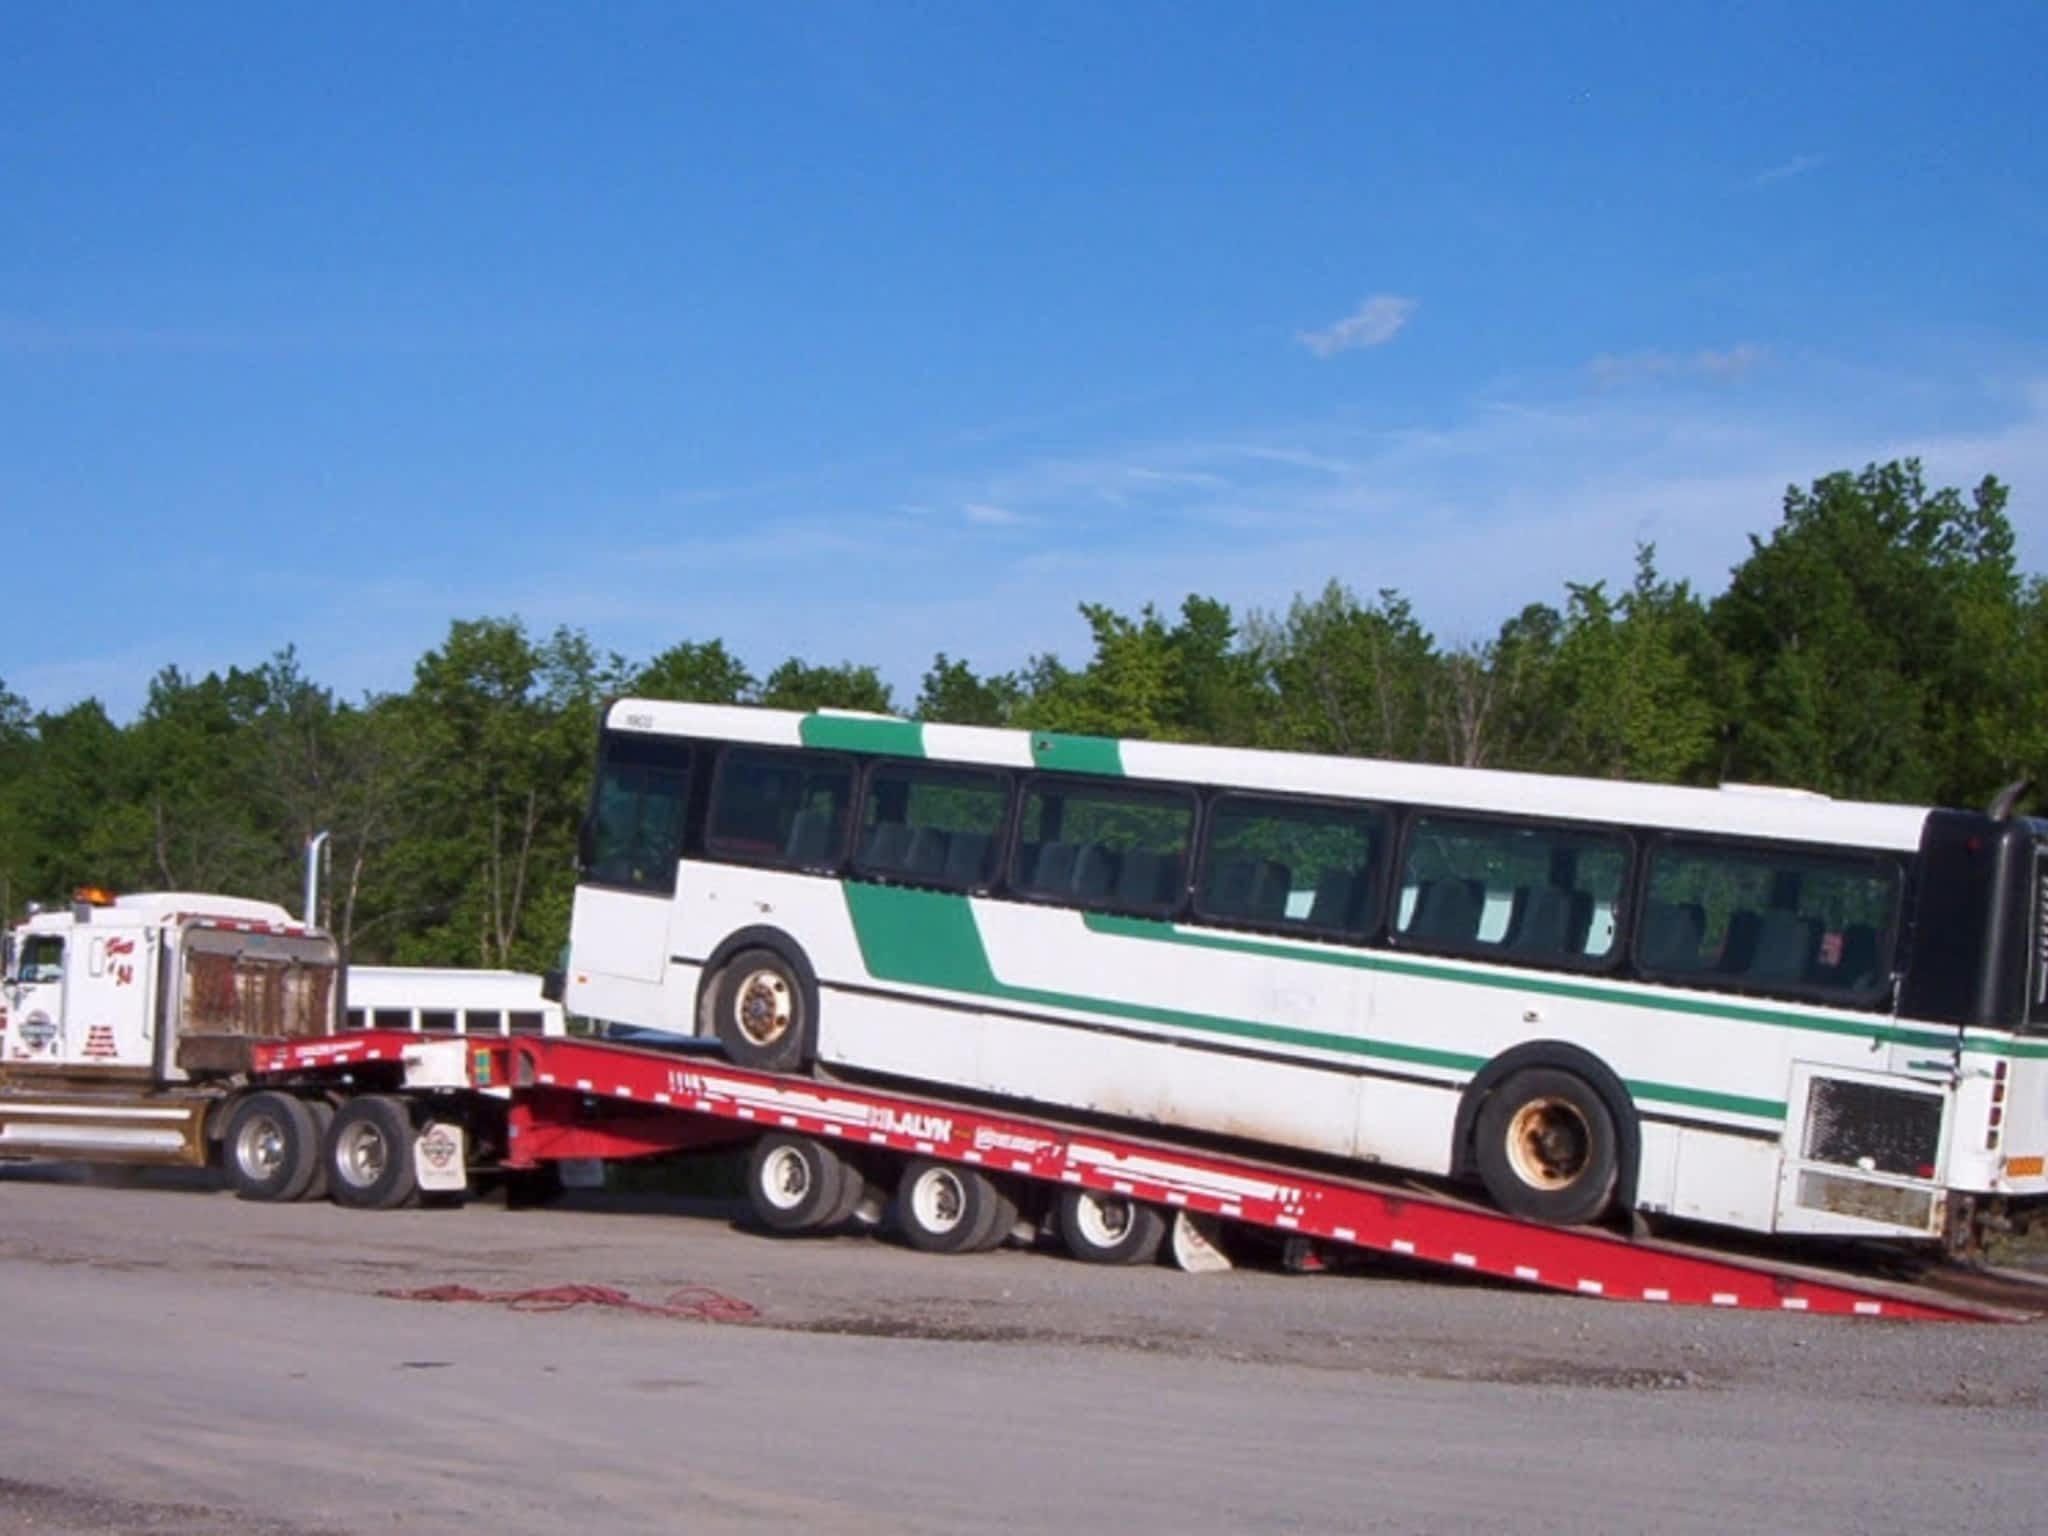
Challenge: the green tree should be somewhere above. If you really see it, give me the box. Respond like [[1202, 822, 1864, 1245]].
[[915, 653, 1023, 725], [634, 640, 755, 704], [1541, 548, 1717, 782], [1247, 583, 1438, 758], [758, 659, 894, 713], [1711, 460, 2019, 803]]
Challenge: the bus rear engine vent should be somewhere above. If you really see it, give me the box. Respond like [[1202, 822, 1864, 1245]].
[[1802, 1077, 1942, 1179]]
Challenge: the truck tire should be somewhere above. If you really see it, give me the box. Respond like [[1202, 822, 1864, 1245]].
[[746, 1133, 855, 1233], [223, 1092, 321, 1203], [1057, 1187, 1166, 1266], [299, 1098, 335, 1203], [1473, 1067, 1620, 1226], [894, 1158, 1009, 1255], [711, 949, 809, 1073], [324, 1095, 421, 1211]]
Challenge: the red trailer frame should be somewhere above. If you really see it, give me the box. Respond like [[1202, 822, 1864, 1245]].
[[253, 1030, 2043, 1323]]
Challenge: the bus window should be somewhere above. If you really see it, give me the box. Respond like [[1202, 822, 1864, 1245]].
[[1195, 794, 1387, 939], [372, 1008, 414, 1031], [706, 748, 854, 871], [1637, 841, 1899, 1004], [586, 733, 693, 892], [507, 1010, 547, 1035], [1396, 816, 1629, 968], [855, 763, 1010, 890], [1013, 779, 1194, 917], [463, 1009, 504, 1035], [419, 1009, 458, 1033]]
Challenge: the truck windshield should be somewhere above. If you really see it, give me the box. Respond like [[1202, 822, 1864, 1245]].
[[16, 935, 63, 984]]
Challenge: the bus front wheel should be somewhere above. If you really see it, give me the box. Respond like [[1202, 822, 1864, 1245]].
[[712, 949, 809, 1074], [1473, 1068, 1619, 1226]]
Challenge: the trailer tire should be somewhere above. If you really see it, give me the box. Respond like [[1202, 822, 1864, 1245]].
[[324, 1095, 421, 1211], [895, 1158, 1008, 1255], [223, 1092, 322, 1203], [1473, 1067, 1619, 1226], [1057, 1188, 1166, 1266], [746, 1133, 854, 1233], [711, 949, 810, 1074]]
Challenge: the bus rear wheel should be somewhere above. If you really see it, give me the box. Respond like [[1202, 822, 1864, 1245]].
[[1474, 1068, 1619, 1226], [1057, 1187, 1166, 1266], [712, 950, 809, 1074], [894, 1158, 1016, 1255]]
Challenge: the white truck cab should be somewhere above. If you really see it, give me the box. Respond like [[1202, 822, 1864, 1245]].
[[0, 889, 341, 1164]]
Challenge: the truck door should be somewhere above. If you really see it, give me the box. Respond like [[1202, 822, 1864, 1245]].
[[4, 933, 68, 1063]]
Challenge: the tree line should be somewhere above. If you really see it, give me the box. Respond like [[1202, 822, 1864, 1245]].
[[2, 460, 2041, 973]]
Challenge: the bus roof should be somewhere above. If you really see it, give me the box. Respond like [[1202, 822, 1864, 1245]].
[[604, 698, 1938, 853]]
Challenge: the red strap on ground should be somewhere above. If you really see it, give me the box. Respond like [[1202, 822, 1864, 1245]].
[[377, 1282, 759, 1323]]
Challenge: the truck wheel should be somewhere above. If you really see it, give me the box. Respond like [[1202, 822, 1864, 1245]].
[[894, 1158, 1008, 1255], [712, 950, 810, 1073], [1057, 1188, 1166, 1266], [1473, 1067, 1620, 1226], [324, 1095, 421, 1211], [299, 1099, 335, 1203], [223, 1092, 321, 1203], [746, 1133, 854, 1233]]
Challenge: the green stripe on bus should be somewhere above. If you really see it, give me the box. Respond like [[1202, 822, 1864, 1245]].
[[838, 883, 1787, 1121], [1028, 732, 1124, 775], [798, 716, 926, 757], [1081, 912, 1963, 1057]]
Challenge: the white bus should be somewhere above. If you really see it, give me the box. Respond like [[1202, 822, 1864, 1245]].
[[342, 966, 565, 1038], [563, 699, 2048, 1248]]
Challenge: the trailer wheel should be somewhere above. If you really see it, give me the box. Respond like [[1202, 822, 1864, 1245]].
[[894, 1158, 1009, 1255], [324, 1095, 421, 1211], [223, 1092, 321, 1203], [746, 1133, 855, 1233], [1057, 1187, 1166, 1266], [712, 949, 809, 1073], [1473, 1067, 1619, 1226]]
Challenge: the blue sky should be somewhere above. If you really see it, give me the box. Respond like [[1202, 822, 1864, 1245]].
[[5, 3, 2046, 716]]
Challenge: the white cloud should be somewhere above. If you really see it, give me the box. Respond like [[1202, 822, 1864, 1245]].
[[1751, 153, 1827, 186], [1590, 344, 1767, 389], [1297, 295, 1418, 358], [963, 502, 1023, 526]]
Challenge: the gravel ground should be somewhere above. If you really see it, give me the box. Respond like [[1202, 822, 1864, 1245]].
[[1, 1166, 2044, 1533]]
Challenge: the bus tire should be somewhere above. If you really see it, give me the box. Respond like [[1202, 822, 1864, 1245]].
[[324, 1095, 421, 1211], [1057, 1187, 1166, 1266], [712, 949, 810, 1074], [895, 1158, 1006, 1255], [746, 1133, 854, 1233], [1473, 1067, 1619, 1226], [223, 1092, 321, 1203]]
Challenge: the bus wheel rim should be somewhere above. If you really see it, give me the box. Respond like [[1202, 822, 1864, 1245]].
[[911, 1169, 967, 1233], [1074, 1192, 1133, 1248], [759, 1145, 811, 1209], [735, 971, 794, 1047], [1504, 1097, 1590, 1190]]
